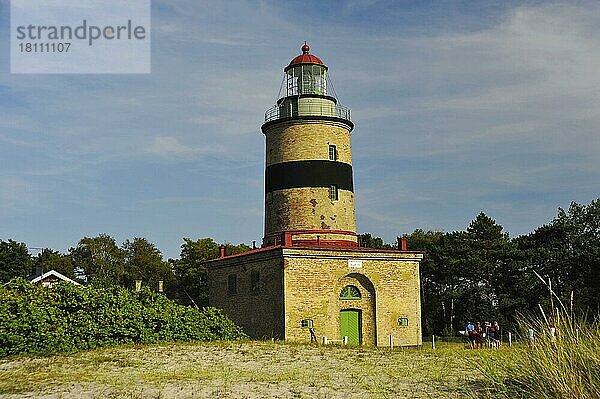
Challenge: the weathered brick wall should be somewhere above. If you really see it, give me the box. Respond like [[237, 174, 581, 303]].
[[372, 260, 422, 347], [207, 249, 285, 340], [207, 247, 422, 346], [282, 248, 423, 347], [264, 120, 352, 165], [264, 188, 356, 239], [262, 119, 357, 245]]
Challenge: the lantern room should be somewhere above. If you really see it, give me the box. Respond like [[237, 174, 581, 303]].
[[264, 43, 351, 123], [284, 43, 328, 96]]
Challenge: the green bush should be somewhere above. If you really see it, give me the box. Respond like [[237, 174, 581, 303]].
[[0, 278, 246, 357]]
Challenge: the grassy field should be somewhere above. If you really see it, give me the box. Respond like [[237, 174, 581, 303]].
[[0, 341, 495, 398]]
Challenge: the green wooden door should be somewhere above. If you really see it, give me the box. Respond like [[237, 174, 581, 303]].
[[340, 310, 361, 345]]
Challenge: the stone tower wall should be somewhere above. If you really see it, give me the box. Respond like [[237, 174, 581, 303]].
[[263, 119, 356, 245], [265, 120, 352, 165]]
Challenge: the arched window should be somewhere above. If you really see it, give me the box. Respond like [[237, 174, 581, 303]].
[[339, 285, 361, 300]]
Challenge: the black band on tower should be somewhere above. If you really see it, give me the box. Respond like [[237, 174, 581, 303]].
[[265, 160, 353, 193]]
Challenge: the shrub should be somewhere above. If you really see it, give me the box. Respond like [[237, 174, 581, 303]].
[[0, 278, 246, 357]]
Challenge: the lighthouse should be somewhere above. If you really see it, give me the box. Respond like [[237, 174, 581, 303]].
[[262, 43, 357, 247], [207, 44, 423, 347]]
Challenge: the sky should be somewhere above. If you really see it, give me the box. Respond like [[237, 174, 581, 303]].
[[1, 0, 599, 259]]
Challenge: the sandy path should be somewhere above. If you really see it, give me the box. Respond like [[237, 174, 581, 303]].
[[0, 341, 478, 398]]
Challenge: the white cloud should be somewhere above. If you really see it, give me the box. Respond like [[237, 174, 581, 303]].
[[145, 136, 225, 158], [337, 2, 600, 188]]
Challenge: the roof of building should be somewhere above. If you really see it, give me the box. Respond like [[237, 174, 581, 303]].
[[204, 243, 424, 265], [288, 43, 324, 67], [30, 269, 81, 285]]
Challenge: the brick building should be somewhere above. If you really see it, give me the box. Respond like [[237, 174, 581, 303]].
[[207, 44, 423, 346]]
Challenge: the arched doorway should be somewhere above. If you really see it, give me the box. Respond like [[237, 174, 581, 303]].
[[337, 273, 376, 345]]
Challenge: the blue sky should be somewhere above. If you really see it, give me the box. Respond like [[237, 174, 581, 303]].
[[1, 0, 599, 259]]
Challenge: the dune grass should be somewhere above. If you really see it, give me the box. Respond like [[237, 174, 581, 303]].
[[473, 316, 600, 399]]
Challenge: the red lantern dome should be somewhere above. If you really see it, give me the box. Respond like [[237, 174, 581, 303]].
[[287, 43, 324, 69]]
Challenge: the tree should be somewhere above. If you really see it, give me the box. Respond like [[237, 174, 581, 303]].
[[407, 213, 514, 334], [462, 212, 514, 326], [405, 229, 445, 334], [0, 239, 32, 283], [171, 238, 220, 307], [122, 237, 172, 291], [224, 242, 252, 256], [554, 200, 600, 314], [516, 199, 600, 316], [34, 248, 75, 279], [70, 234, 125, 286], [357, 233, 393, 249]]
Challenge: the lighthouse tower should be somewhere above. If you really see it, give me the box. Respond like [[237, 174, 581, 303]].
[[207, 44, 423, 347], [262, 44, 357, 247]]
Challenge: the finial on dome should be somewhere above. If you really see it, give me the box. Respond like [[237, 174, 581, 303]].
[[302, 42, 310, 54]]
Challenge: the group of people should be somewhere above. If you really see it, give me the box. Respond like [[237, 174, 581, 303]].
[[465, 320, 501, 349]]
